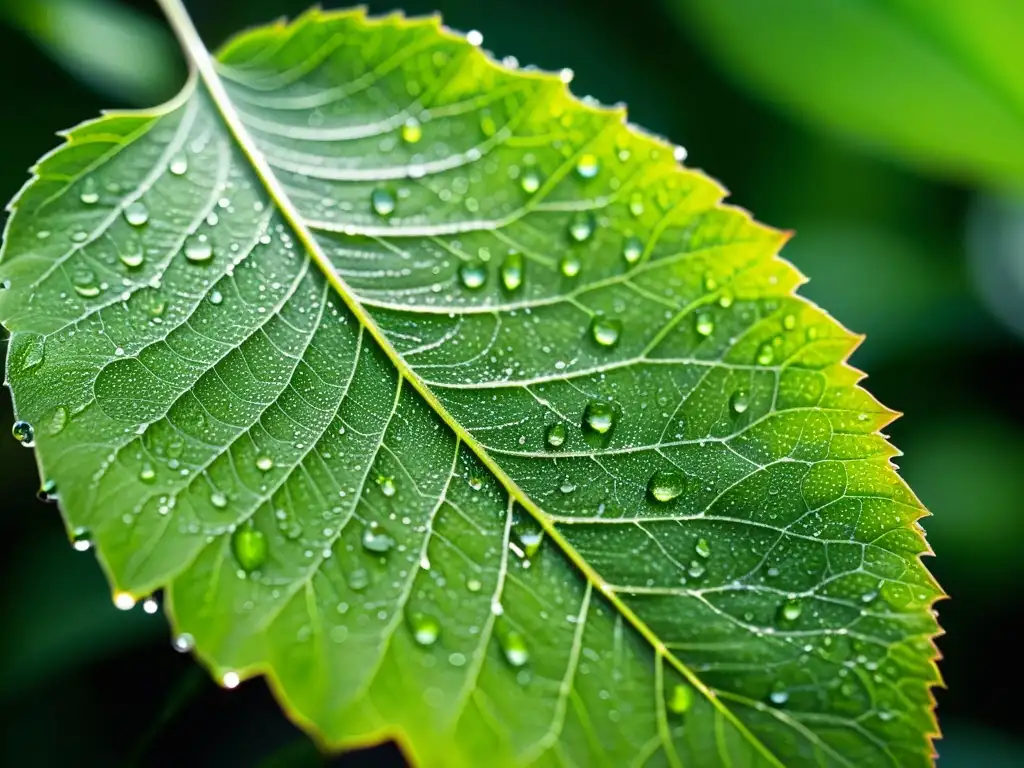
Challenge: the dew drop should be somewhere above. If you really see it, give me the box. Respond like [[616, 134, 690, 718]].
[[779, 598, 803, 622], [575, 153, 600, 179], [590, 316, 621, 347], [48, 406, 69, 436], [629, 192, 645, 218], [114, 591, 136, 611], [500, 252, 524, 292], [783, 313, 797, 331], [361, 522, 395, 554], [371, 188, 396, 217], [123, 201, 150, 227], [560, 254, 582, 278], [38, 479, 58, 503], [209, 290, 223, 305], [139, 463, 156, 483], [256, 456, 274, 472], [79, 179, 99, 205], [521, 169, 541, 194], [668, 683, 693, 714], [348, 567, 370, 591], [143, 597, 159, 614], [756, 343, 775, 366], [769, 683, 789, 706], [376, 475, 397, 497], [695, 537, 711, 559], [210, 491, 228, 509], [468, 475, 484, 491], [170, 156, 188, 176], [72, 269, 101, 298], [568, 213, 595, 243], [71, 230, 89, 243], [458, 262, 487, 290], [583, 401, 616, 435], [231, 527, 268, 572], [467, 578, 482, 593], [546, 423, 567, 448], [408, 612, 440, 647], [71, 527, 93, 552], [647, 470, 686, 503], [622, 236, 643, 265], [401, 117, 422, 144], [12, 421, 35, 447], [173, 633, 195, 653], [119, 240, 145, 269], [184, 237, 213, 263], [222, 672, 240, 689], [519, 529, 543, 557], [695, 311, 714, 337], [730, 390, 749, 414], [500, 630, 529, 667]]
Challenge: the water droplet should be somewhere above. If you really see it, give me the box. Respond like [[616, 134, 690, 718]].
[[143, 597, 159, 614], [209, 492, 228, 510], [79, 179, 99, 205], [222, 672, 240, 689], [362, 522, 395, 554], [72, 269, 101, 298], [119, 239, 145, 269], [209, 290, 223, 306], [256, 456, 274, 472], [12, 421, 35, 447], [458, 262, 487, 290], [173, 633, 195, 653], [568, 213, 595, 243], [779, 598, 802, 622], [521, 169, 541, 194], [668, 683, 693, 714], [139, 463, 156, 483], [500, 630, 529, 667], [71, 230, 89, 243], [519, 529, 543, 557], [468, 475, 484, 491], [590, 316, 621, 347], [71, 527, 92, 552], [695, 537, 710, 559], [647, 470, 686, 503], [629, 192, 645, 217], [408, 612, 440, 647], [560, 254, 581, 278], [769, 683, 789, 706], [583, 401, 616, 435], [783, 313, 797, 331], [114, 591, 136, 611], [623, 236, 642, 265], [170, 156, 188, 176], [401, 117, 422, 144], [232, 527, 268, 572], [546, 423, 567, 448], [730, 390, 749, 414], [123, 201, 149, 227], [756, 343, 775, 366], [38, 479, 58, 503], [479, 113, 497, 137], [371, 188, 396, 217], [575, 154, 600, 179], [500, 252, 524, 292], [467, 578, 482, 593], [695, 311, 714, 337], [348, 567, 370, 591], [719, 293, 734, 308], [376, 475, 396, 497], [184, 237, 213, 263], [48, 406, 69, 436]]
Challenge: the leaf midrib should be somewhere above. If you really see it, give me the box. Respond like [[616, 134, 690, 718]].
[[155, 0, 785, 763]]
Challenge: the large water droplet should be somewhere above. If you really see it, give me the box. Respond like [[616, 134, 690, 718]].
[[668, 683, 693, 714], [170, 156, 188, 176], [376, 475, 396, 497], [590, 316, 621, 347], [256, 456, 274, 472], [71, 527, 93, 552], [72, 269, 101, 298], [173, 633, 195, 653], [408, 612, 440, 647], [623, 236, 642, 265], [583, 401, 616, 435], [232, 527, 268, 572], [114, 592, 136, 611], [184, 236, 213, 263], [519, 529, 543, 558], [500, 630, 529, 667], [79, 179, 99, 205], [647, 470, 686, 502], [779, 598, 803, 622], [730, 391, 749, 414], [575, 153, 600, 179], [119, 239, 145, 269], [210, 491, 228, 509], [37, 479, 58, 503], [521, 169, 541, 194], [629, 192, 645, 218], [568, 213, 595, 243], [458, 262, 487, 290], [371, 188, 396, 217], [139, 463, 156, 483], [12, 421, 35, 447], [546, 423, 566, 448], [500, 252, 524, 292], [783, 313, 797, 331], [560, 254, 581, 278], [362, 522, 395, 554], [769, 683, 789, 706], [401, 117, 422, 144], [123, 201, 150, 227], [695, 311, 714, 337]]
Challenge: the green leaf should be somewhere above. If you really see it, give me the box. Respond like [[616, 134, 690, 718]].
[[0, 3, 942, 766], [668, 0, 1024, 190]]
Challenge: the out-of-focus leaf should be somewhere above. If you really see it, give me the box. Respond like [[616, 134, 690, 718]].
[[967, 193, 1024, 339], [669, 0, 1024, 189], [0, 2, 942, 765], [0, 0, 182, 105]]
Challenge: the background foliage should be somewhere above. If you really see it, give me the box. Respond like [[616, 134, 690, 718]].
[[0, 0, 1020, 764]]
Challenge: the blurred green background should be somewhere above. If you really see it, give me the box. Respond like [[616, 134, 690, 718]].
[[1, 0, 1022, 765]]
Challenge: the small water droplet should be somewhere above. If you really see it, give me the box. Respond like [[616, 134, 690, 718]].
[[376, 475, 396, 497], [783, 313, 797, 331], [521, 169, 541, 194], [500, 252, 524, 292], [123, 201, 149, 227], [769, 683, 789, 706], [568, 213, 595, 243], [468, 475, 484, 491], [256, 456, 274, 472], [756, 343, 775, 366], [362, 522, 395, 554], [173, 633, 195, 653], [730, 391, 749, 414], [222, 672, 240, 689], [401, 117, 422, 144], [170, 155, 188, 176], [38, 479, 58, 503], [348, 567, 370, 591], [500, 630, 529, 667], [575, 153, 600, 179], [583, 401, 616, 435], [139, 463, 156, 483], [695, 311, 714, 337], [114, 591, 136, 611], [458, 262, 487, 290], [72, 269, 101, 298], [590, 316, 621, 347], [12, 421, 35, 447], [647, 470, 686, 503], [779, 598, 803, 622], [79, 179, 99, 205], [143, 597, 159, 614], [560, 254, 582, 278], [210, 491, 228, 509], [519, 529, 543, 557], [119, 240, 145, 269], [48, 406, 69, 436], [371, 188, 396, 217], [71, 527, 92, 552], [232, 527, 268, 572], [668, 683, 693, 714], [467, 578, 482, 593], [629, 192, 645, 218], [695, 537, 710, 559], [209, 290, 224, 305], [622, 236, 642, 265], [184, 237, 213, 263], [408, 612, 440, 646], [546, 423, 567, 448]]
